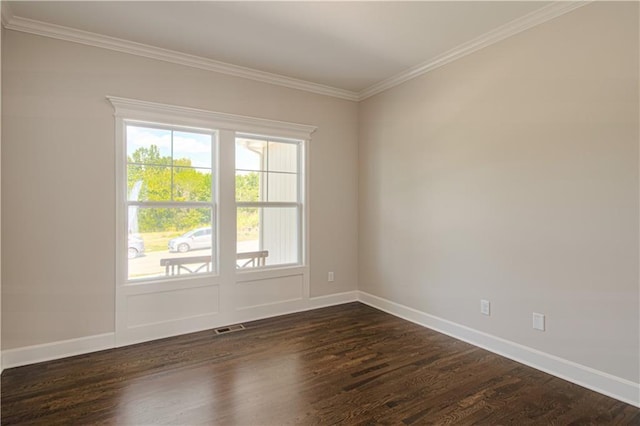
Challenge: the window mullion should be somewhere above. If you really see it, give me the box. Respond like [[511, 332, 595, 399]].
[[170, 130, 175, 202], [235, 135, 303, 269], [123, 120, 217, 281], [127, 201, 213, 208], [236, 201, 299, 208]]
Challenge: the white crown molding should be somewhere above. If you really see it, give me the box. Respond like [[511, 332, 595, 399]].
[[2, 15, 360, 102], [2, 1, 591, 103], [357, 1, 592, 101]]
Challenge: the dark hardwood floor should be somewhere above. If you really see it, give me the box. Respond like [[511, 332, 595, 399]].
[[2, 303, 639, 425]]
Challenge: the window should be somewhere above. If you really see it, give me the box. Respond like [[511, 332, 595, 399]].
[[110, 96, 314, 286], [111, 97, 315, 344], [236, 135, 302, 268], [126, 123, 216, 280]]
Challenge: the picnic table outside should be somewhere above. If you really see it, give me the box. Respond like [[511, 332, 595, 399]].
[[160, 251, 269, 275]]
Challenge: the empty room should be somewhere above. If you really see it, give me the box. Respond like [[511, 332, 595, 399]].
[[1, 1, 639, 424]]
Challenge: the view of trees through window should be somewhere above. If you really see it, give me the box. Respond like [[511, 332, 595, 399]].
[[126, 125, 215, 280], [126, 124, 301, 280], [236, 172, 260, 241], [235, 136, 301, 267], [128, 145, 212, 231], [128, 144, 261, 237]]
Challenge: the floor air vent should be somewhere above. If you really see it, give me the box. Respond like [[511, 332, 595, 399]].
[[215, 324, 246, 335]]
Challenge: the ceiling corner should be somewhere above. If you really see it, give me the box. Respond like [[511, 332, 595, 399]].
[[357, 0, 592, 101], [1, 1, 14, 27]]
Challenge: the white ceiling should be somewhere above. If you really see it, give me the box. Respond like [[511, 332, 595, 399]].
[[7, 1, 555, 96]]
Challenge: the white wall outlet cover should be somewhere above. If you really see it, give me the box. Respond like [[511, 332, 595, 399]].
[[328, 272, 335, 282], [480, 299, 490, 316], [533, 312, 545, 331]]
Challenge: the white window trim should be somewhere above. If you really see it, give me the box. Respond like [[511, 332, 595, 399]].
[[124, 121, 218, 283], [108, 97, 315, 346], [108, 95, 315, 288], [108, 96, 317, 140], [235, 132, 304, 271]]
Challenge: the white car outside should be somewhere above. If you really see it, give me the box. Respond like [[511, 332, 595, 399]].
[[128, 235, 145, 259], [168, 227, 212, 253]]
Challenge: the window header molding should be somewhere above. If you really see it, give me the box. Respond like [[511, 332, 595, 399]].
[[107, 96, 317, 140]]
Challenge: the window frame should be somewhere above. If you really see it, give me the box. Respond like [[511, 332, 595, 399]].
[[124, 120, 218, 282], [109, 96, 316, 291], [235, 133, 305, 270]]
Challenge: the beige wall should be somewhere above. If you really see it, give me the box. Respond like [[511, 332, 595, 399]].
[[359, 2, 639, 382], [1, 30, 358, 349], [0, 25, 3, 369], [2, 1, 639, 386]]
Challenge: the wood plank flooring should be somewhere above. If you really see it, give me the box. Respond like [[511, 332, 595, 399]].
[[2, 303, 639, 425]]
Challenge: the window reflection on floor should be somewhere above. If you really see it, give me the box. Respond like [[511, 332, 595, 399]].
[[115, 353, 303, 424]]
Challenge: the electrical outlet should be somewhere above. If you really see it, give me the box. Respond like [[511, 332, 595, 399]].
[[328, 271, 335, 282], [533, 312, 545, 331], [480, 299, 490, 316]]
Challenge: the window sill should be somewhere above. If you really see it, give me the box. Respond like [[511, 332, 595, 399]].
[[123, 273, 221, 294], [235, 264, 307, 282]]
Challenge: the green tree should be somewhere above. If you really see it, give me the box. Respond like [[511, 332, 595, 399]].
[[128, 145, 214, 233], [127, 145, 261, 235], [236, 172, 260, 233], [235, 172, 259, 202], [127, 145, 172, 202]]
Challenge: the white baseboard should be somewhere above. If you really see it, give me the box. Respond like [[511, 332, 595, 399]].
[[117, 312, 223, 348], [3, 290, 635, 409], [0, 291, 359, 371], [309, 290, 359, 309], [2, 333, 115, 370], [233, 290, 359, 327], [357, 291, 640, 408]]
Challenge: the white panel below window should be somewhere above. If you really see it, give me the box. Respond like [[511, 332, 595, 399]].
[[126, 284, 220, 328], [236, 275, 303, 310]]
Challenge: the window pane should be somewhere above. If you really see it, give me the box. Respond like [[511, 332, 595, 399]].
[[266, 172, 297, 202], [173, 167, 212, 202], [267, 141, 298, 173], [126, 125, 172, 164], [237, 207, 298, 268], [235, 171, 297, 202], [236, 138, 265, 171], [235, 138, 299, 174], [173, 131, 212, 168], [128, 207, 214, 280], [127, 164, 171, 202], [235, 171, 262, 202]]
